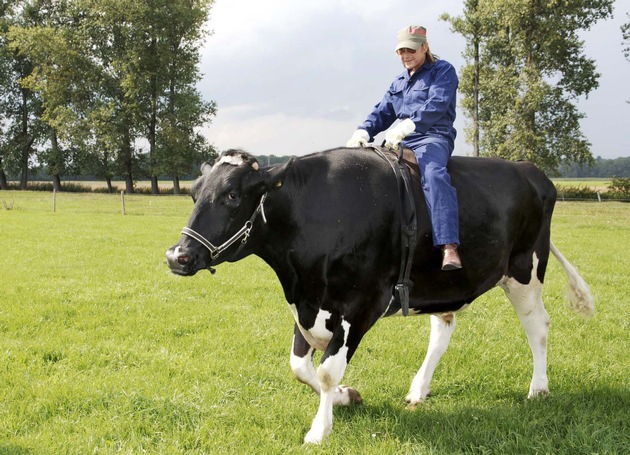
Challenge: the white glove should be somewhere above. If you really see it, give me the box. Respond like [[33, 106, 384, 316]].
[[384, 118, 416, 150], [346, 129, 370, 148]]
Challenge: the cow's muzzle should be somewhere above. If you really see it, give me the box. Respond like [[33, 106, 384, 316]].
[[166, 245, 216, 276]]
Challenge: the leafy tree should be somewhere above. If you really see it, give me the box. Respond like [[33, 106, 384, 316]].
[[441, 0, 483, 156], [125, 0, 216, 194], [444, 0, 614, 174], [8, 0, 78, 191], [0, 0, 47, 190], [0, 0, 15, 190], [10, 0, 215, 193]]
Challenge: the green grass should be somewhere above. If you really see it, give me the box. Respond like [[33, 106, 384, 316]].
[[552, 178, 611, 193], [0, 191, 628, 454]]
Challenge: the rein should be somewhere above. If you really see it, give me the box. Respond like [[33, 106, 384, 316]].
[[181, 192, 268, 264]]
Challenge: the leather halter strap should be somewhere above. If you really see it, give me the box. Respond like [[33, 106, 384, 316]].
[[181, 193, 268, 262]]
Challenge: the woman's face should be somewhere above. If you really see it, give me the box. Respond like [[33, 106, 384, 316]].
[[397, 44, 427, 73]]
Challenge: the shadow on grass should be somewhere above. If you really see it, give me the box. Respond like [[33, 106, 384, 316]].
[[333, 387, 629, 453], [0, 445, 37, 455]]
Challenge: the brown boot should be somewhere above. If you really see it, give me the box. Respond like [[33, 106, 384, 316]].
[[441, 244, 462, 271]]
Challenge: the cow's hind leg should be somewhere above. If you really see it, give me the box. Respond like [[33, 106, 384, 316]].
[[290, 325, 362, 405], [406, 313, 456, 406], [501, 274, 550, 398]]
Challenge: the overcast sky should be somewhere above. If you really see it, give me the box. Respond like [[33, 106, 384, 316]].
[[198, 0, 630, 159]]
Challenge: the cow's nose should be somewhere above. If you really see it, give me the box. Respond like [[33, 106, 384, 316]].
[[166, 245, 190, 272]]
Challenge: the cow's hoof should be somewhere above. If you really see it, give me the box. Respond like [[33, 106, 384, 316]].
[[405, 390, 430, 408], [334, 385, 363, 406], [304, 425, 331, 445], [405, 399, 425, 410], [527, 388, 550, 399]]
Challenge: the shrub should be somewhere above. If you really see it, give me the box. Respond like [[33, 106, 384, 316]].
[[555, 184, 599, 200], [607, 177, 630, 199]]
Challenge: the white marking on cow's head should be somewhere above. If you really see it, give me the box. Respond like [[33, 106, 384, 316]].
[[218, 154, 245, 166], [218, 153, 260, 170]]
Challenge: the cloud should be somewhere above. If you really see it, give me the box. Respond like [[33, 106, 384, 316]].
[[198, 0, 629, 159], [202, 106, 360, 156]]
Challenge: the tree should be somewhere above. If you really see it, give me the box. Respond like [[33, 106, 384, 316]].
[[441, 0, 483, 157], [124, 0, 216, 194], [0, 0, 47, 190], [0, 0, 15, 190], [8, 0, 78, 191], [443, 0, 614, 174], [10, 0, 216, 193]]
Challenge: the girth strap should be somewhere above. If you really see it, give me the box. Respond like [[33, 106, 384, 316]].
[[371, 145, 418, 316]]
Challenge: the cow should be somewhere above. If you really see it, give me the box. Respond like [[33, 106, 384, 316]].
[[166, 148, 593, 444]]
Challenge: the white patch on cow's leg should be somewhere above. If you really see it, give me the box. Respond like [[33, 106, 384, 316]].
[[290, 335, 320, 394], [406, 313, 456, 406], [304, 319, 351, 445], [501, 254, 551, 398], [290, 328, 362, 406], [287, 304, 333, 352]]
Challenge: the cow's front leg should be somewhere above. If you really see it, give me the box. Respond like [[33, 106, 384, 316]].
[[290, 325, 362, 405], [304, 318, 362, 444]]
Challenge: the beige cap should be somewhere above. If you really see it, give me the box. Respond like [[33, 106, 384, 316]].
[[395, 25, 427, 52]]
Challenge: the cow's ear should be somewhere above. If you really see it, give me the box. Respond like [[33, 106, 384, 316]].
[[243, 157, 295, 196], [265, 157, 295, 190], [200, 161, 213, 175]]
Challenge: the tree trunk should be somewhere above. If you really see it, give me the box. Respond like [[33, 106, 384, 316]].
[[105, 176, 113, 193], [172, 174, 180, 195], [121, 126, 134, 194], [149, 37, 160, 196], [0, 167, 8, 190], [19, 88, 30, 190], [51, 130, 62, 192], [472, 36, 480, 157], [52, 174, 62, 192]]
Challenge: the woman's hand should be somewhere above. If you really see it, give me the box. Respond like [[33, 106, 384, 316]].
[[346, 129, 370, 147]]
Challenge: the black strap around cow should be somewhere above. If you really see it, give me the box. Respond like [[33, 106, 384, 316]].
[[371, 144, 418, 316]]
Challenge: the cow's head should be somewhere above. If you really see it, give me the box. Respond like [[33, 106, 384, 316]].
[[166, 149, 292, 276]]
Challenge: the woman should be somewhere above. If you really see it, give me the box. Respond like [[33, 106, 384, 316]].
[[346, 25, 462, 271]]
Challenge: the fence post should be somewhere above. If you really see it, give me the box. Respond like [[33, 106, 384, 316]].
[[53, 189, 57, 212], [597, 191, 601, 203], [121, 190, 126, 215]]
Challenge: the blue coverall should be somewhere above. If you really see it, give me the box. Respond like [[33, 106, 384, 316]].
[[359, 59, 460, 246]]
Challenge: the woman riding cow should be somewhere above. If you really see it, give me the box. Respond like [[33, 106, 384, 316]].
[[346, 25, 461, 271]]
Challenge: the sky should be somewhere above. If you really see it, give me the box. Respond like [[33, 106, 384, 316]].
[[198, 0, 630, 159]]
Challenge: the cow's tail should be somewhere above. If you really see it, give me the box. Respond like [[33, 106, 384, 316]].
[[550, 241, 594, 318]]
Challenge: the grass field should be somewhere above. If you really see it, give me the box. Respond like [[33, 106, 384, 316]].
[[0, 191, 628, 454], [552, 178, 612, 192]]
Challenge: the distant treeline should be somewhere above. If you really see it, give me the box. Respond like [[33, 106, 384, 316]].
[[558, 156, 630, 178], [4, 154, 628, 192]]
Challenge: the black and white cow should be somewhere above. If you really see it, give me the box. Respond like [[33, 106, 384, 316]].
[[166, 148, 593, 444]]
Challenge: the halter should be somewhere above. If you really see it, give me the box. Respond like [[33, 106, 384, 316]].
[[181, 193, 268, 262]]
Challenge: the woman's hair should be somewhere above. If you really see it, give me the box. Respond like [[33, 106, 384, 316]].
[[425, 44, 438, 63]]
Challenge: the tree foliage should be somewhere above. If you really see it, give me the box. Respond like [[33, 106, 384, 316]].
[[443, 0, 614, 174], [2, 0, 216, 193], [0, 0, 47, 190]]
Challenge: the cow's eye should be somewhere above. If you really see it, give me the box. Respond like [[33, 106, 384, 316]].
[[228, 192, 237, 201]]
